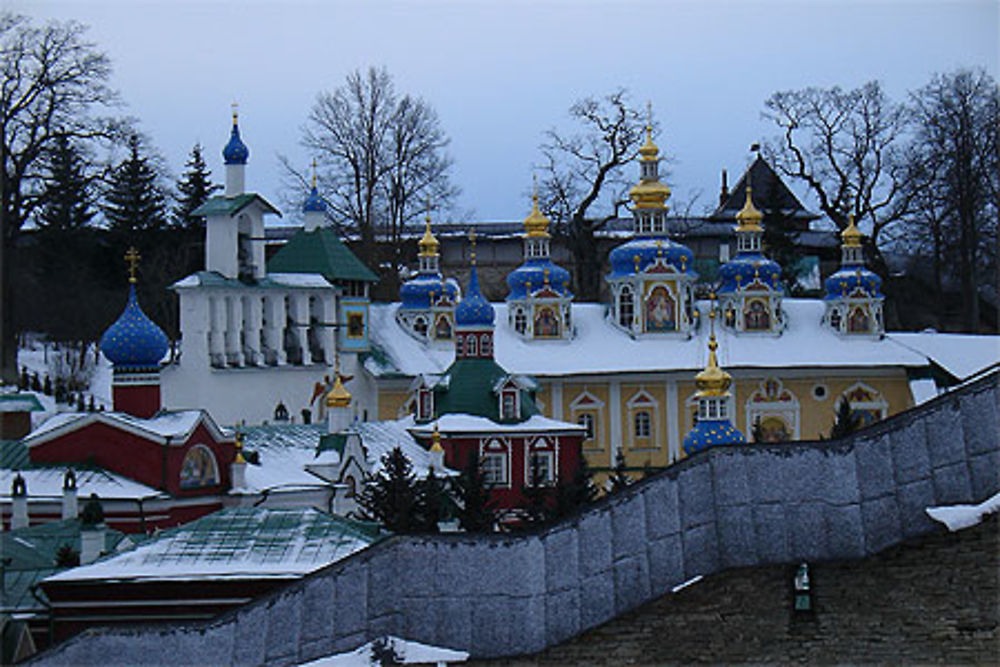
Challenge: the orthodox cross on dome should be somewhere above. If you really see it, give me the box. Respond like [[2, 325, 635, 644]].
[[231, 101, 239, 123], [311, 158, 318, 188], [469, 227, 477, 263], [646, 100, 653, 132], [124, 247, 141, 284]]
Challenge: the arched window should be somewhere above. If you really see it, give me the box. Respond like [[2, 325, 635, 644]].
[[514, 308, 527, 334], [744, 299, 770, 331], [480, 333, 492, 356], [434, 315, 452, 340], [455, 334, 464, 356], [619, 286, 634, 329], [577, 413, 594, 439], [467, 335, 478, 357], [274, 402, 289, 422], [830, 308, 842, 330], [848, 306, 871, 333], [480, 438, 509, 487], [414, 317, 428, 336]]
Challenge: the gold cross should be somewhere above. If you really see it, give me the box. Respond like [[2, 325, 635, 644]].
[[311, 158, 317, 188], [124, 247, 141, 283], [231, 101, 239, 123]]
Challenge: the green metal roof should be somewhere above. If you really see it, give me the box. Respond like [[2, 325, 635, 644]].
[[267, 227, 378, 283], [317, 432, 348, 456], [191, 193, 281, 218], [433, 358, 538, 423], [0, 440, 30, 469], [0, 519, 129, 570], [0, 394, 44, 413], [1, 568, 57, 614]]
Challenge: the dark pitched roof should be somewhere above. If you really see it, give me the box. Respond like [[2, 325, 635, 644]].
[[710, 156, 818, 223], [267, 227, 378, 283], [433, 358, 538, 423], [191, 193, 282, 218]]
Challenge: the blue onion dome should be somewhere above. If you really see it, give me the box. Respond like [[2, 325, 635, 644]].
[[824, 266, 883, 300], [683, 419, 746, 455], [455, 262, 495, 327], [100, 284, 169, 369], [717, 255, 783, 294], [608, 238, 696, 279], [303, 185, 325, 213], [400, 275, 459, 310], [222, 112, 249, 165], [506, 260, 572, 300]]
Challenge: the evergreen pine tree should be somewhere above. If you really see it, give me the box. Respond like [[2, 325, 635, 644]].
[[54, 543, 81, 568], [101, 134, 167, 238], [521, 457, 555, 526], [352, 447, 427, 534], [36, 136, 96, 231], [173, 143, 221, 229], [553, 456, 598, 520], [450, 450, 496, 533], [830, 398, 860, 439], [417, 469, 445, 533]]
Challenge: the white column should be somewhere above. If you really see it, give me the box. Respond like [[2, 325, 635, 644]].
[[666, 379, 680, 464], [224, 296, 245, 366], [289, 294, 309, 365], [609, 380, 622, 464], [243, 295, 262, 366], [12, 493, 28, 530], [225, 163, 245, 197], [62, 486, 78, 520], [550, 381, 564, 420], [264, 294, 287, 365], [321, 293, 337, 366], [208, 296, 225, 367]]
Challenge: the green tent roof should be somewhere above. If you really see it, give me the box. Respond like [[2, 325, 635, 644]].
[[0, 394, 44, 413], [267, 227, 378, 283], [191, 193, 281, 218], [433, 358, 538, 423]]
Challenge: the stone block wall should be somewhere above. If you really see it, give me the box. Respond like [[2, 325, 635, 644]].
[[31, 373, 1000, 665]]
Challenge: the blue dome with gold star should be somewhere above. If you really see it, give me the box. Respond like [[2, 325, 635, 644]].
[[303, 185, 324, 213], [223, 120, 249, 165], [682, 418, 745, 455], [455, 264, 494, 327], [608, 238, 696, 279], [100, 285, 169, 370], [401, 275, 459, 310], [718, 254, 783, 293], [506, 259, 572, 300], [824, 266, 882, 300]]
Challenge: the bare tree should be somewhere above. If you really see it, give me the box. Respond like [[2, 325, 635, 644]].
[[537, 89, 650, 301], [0, 13, 128, 383], [906, 69, 999, 331], [292, 66, 456, 273], [762, 82, 911, 264]]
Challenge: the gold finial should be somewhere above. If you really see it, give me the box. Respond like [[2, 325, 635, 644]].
[[543, 268, 550, 285], [231, 101, 239, 124], [326, 351, 352, 409], [234, 432, 246, 464], [124, 247, 141, 284], [430, 424, 444, 453], [646, 100, 653, 133], [418, 200, 439, 258], [524, 176, 551, 238], [638, 102, 659, 162], [841, 212, 863, 248], [311, 158, 317, 188], [469, 228, 477, 265], [735, 183, 764, 231], [694, 310, 732, 399]]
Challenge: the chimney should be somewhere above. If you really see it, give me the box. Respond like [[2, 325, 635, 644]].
[[62, 469, 78, 520], [11, 472, 28, 529], [79, 493, 106, 565], [719, 169, 729, 208]]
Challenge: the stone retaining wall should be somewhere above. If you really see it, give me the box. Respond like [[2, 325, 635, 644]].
[[32, 372, 1000, 665]]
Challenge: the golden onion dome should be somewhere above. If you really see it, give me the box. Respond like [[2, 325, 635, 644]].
[[629, 178, 671, 209], [523, 193, 551, 238], [418, 214, 440, 257], [735, 185, 764, 232], [638, 125, 659, 161], [325, 375, 352, 408], [694, 333, 732, 397], [234, 432, 246, 464], [841, 213, 863, 248]]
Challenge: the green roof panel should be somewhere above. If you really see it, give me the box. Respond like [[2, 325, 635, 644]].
[[268, 227, 378, 283], [434, 358, 538, 423], [191, 193, 282, 218]]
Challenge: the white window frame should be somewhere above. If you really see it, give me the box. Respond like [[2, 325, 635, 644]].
[[570, 390, 606, 451], [480, 438, 510, 488]]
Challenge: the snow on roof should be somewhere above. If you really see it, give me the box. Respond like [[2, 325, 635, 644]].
[[0, 393, 44, 413], [409, 413, 586, 436], [0, 466, 162, 501], [926, 492, 1000, 532], [354, 419, 454, 477], [367, 300, 930, 379], [239, 424, 330, 493], [24, 410, 224, 447], [268, 272, 331, 288], [300, 636, 469, 666], [44, 507, 380, 583], [908, 378, 939, 406], [887, 332, 1000, 381]]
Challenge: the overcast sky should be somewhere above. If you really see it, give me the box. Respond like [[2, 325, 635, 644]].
[[12, 0, 1000, 224]]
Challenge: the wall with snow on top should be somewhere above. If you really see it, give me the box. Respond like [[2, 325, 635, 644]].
[[28, 371, 1000, 666]]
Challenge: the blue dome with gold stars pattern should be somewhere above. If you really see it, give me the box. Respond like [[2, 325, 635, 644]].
[[455, 263, 494, 327], [223, 120, 249, 165], [608, 238, 696, 279], [302, 185, 325, 213], [717, 254, 783, 294], [506, 259, 572, 300], [100, 285, 169, 369], [401, 275, 459, 310], [682, 418, 745, 455], [823, 266, 882, 300]]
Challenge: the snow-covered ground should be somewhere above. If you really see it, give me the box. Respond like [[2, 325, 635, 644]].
[[4, 335, 113, 429], [926, 492, 1000, 532]]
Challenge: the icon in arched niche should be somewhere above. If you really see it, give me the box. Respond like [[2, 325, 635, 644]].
[[534, 306, 560, 337], [848, 306, 870, 333], [757, 415, 791, 442], [434, 315, 452, 340], [644, 285, 675, 332], [744, 299, 770, 330], [180, 444, 219, 489]]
